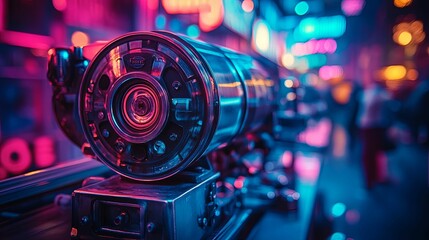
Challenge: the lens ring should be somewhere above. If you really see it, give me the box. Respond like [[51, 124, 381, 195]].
[[122, 85, 158, 130], [106, 72, 169, 143]]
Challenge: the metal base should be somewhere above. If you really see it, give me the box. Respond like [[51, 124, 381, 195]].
[[70, 168, 223, 240]]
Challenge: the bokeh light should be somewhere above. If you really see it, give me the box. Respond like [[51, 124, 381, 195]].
[[295, 1, 309, 16], [71, 31, 89, 47], [186, 24, 200, 38], [284, 79, 294, 88], [345, 209, 361, 224], [155, 14, 166, 29], [332, 82, 352, 105], [286, 92, 297, 101], [330, 232, 346, 240], [398, 31, 412, 45], [383, 65, 407, 80], [294, 15, 346, 41], [254, 20, 270, 52], [241, 0, 254, 13], [52, 0, 67, 11], [170, 18, 181, 32], [281, 53, 295, 68], [393, 20, 426, 46], [341, 0, 365, 16], [394, 0, 412, 8], [331, 202, 347, 217], [292, 38, 337, 56], [319, 65, 343, 80], [407, 68, 418, 80]]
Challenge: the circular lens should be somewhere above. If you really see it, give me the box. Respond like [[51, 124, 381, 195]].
[[108, 72, 169, 143], [78, 32, 216, 181], [122, 85, 156, 129]]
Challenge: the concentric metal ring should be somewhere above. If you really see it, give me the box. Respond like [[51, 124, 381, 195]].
[[107, 72, 169, 143]]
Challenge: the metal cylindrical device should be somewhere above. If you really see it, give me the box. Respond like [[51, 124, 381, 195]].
[[78, 31, 275, 181]]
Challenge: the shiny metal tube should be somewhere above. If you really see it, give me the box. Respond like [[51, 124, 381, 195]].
[[75, 31, 274, 181]]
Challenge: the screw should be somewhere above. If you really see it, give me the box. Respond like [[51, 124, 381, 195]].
[[115, 140, 125, 153], [146, 222, 156, 233], [81, 216, 89, 224], [87, 80, 94, 93], [114, 215, 123, 226], [98, 111, 104, 120], [172, 81, 181, 90], [153, 140, 166, 155], [169, 133, 178, 141], [102, 129, 110, 138]]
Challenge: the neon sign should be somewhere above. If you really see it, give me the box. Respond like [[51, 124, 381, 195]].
[[161, 0, 224, 32]]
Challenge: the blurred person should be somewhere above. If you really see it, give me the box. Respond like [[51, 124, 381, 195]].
[[356, 80, 395, 189], [346, 81, 363, 152], [401, 77, 429, 146]]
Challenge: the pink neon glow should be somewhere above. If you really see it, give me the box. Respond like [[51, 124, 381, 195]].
[[162, 0, 224, 32], [341, 0, 365, 16], [0, 168, 7, 180], [319, 65, 344, 80], [0, 138, 32, 175], [292, 39, 337, 56], [294, 152, 321, 183], [0, 0, 4, 30], [297, 118, 332, 147], [147, 0, 159, 10], [234, 177, 245, 189], [52, 0, 67, 11], [34, 136, 56, 168], [0, 30, 53, 49], [345, 209, 361, 224], [281, 150, 293, 168]]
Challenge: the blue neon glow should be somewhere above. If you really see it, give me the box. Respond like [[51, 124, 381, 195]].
[[155, 14, 166, 29], [186, 24, 200, 38], [170, 18, 182, 32], [330, 232, 346, 240], [331, 202, 346, 217], [60, 51, 69, 59], [295, 1, 309, 15], [294, 15, 346, 41], [296, 54, 327, 68]]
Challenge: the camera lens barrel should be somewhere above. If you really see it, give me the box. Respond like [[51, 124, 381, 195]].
[[78, 31, 274, 181]]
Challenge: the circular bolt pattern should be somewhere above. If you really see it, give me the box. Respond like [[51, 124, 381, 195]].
[[81, 216, 89, 224], [114, 215, 123, 226], [146, 222, 156, 233], [153, 140, 166, 155], [115, 140, 125, 153], [172, 81, 181, 90], [169, 133, 178, 141]]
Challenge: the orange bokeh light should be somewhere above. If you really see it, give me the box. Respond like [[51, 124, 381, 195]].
[[71, 31, 89, 47]]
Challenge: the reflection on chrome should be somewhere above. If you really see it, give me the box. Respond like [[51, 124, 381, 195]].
[[48, 31, 275, 181]]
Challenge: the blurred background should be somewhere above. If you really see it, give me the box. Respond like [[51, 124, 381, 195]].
[[0, 0, 428, 239]]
